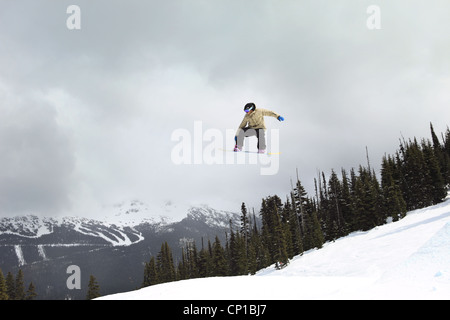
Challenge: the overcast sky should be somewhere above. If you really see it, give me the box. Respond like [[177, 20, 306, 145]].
[[1, 0, 449, 220]]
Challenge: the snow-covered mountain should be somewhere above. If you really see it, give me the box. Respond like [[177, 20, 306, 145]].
[[0, 215, 55, 238], [98, 199, 181, 227], [0, 201, 240, 300], [100, 195, 450, 300], [185, 205, 241, 229], [0, 214, 145, 247]]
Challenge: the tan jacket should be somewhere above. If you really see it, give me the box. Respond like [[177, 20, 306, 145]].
[[236, 108, 280, 135]]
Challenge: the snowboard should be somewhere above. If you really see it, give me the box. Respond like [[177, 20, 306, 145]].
[[219, 148, 281, 155]]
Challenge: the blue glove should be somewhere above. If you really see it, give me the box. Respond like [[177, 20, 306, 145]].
[[234, 136, 237, 143], [278, 116, 284, 121]]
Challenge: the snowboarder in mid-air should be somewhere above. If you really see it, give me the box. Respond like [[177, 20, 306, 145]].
[[234, 102, 284, 153]]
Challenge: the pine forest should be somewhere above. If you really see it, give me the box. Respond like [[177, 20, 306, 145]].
[[142, 123, 450, 287]]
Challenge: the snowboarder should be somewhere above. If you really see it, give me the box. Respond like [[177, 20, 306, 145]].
[[234, 102, 284, 153]]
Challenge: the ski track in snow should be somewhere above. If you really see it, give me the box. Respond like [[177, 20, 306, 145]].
[[14, 245, 26, 266], [99, 196, 450, 300], [72, 223, 143, 246], [37, 244, 48, 260]]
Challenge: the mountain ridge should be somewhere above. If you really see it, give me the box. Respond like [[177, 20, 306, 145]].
[[0, 200, 239, 242], [0, 201, 241, 299]]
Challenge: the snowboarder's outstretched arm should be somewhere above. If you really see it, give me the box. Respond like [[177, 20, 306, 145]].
[[260, 108, 285, 122], [259, 108, 280, 119]]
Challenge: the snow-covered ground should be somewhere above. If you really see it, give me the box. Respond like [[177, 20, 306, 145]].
[[99, 195, 450, 300]]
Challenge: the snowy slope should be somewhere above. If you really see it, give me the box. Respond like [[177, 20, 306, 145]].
[[99, 195, 450, 300]]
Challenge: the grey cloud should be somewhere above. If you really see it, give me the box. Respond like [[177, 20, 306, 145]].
[[0, 87, 75, 215], [1, 1, 449, 217]]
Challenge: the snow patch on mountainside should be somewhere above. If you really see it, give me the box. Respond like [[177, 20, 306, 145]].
[[37, 245, 48, 260], [14, 245, 26, 266]]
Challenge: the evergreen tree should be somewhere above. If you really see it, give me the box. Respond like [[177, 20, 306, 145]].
[[249, 215, 269, 271], [443, 127, 450, 184], [401, 138, 429, 209], [316, 171, 330, 239], [5, 272, 15, 300], [300, 201, 314, 250], [260, 198, 272, 259], [262, 196, 289, 268], [326, 170, 345, 240], [310, 209, 324, 249], [198, 238, 210, 278], [236, 233, 248, 275], [240, 203, 250, 251], [188, 242, 200, 279], [352, 166, 383, 231], [15, 269, 25, 300], [211, 236, 228, 276], [224, 233, 231, 274], [340, 168, 356, 234], [284, 198, 303, 257], [430, 122, 441, 152], [177, 242, 199, 281], [421, 139, 447, 204], [0, 269, 8, 300], [280, 203, 294, 259], [228, 228, 239, 275], [156, 242, 176, 283], [430, 123, 449, 185], [246, 222, 258, 274], [370, 168, 385, 226], [142, 256, 159, 287], [86, 275, 100, 300], [381, 155, 407, 221], [177, 248, 188, 281], [240, 204, 251, 274], [207, 239, 214, 276], [25, 282, 37, 300], [291, 176, 309, 235], [227, 211, 250, 276]]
